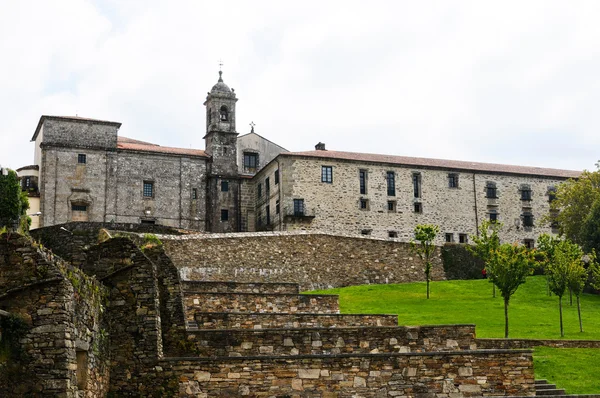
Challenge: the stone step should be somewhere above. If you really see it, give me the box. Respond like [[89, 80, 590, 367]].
[[183, 325, 476, 357], [184, 292, 339, 315], [181, 280, 299, 294], [537, 389, 566, 396], [536, 380, 550, 384], [537, 384, 559, 390], [194, 312, 399, 329]]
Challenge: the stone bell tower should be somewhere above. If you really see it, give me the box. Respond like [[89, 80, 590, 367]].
[[204, 70, 240, 232]]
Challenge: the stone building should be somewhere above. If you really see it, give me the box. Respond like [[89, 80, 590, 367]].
[[27, 70, 579, 243]]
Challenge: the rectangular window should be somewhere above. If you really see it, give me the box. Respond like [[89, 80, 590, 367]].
[[275, 169, 279, 185], [257, 183, 262, 198], [321, 166, 333, 183], [387, 200, 396, 212], [143, 181, 154, 198], [445, 233, 454, 243], [387, 171, 396, 196], [266, 205, 271, 225], [523, 239, 535, 249], [78, 154, 86, 164], [521, 187, 532, 201], [23, 176, 31, 188], [459, 233, 468, 244], [293, 199, 304, 216], [359, 198, 369, 210], [221, 181, 229, 192], [412, 173, 421, 198], [388, 231, 398, 238], [71, 204, 87, 212], [361, 229, 372, 236], [140, 219, 155, 225], [414, 202, 422, 213], [243, 152, 259, 173], [486, 183, 497, 198], [523, 213, 534, 227], [276, 200, 280, 214], [489, 211, 498, 222], [548, 187, 557, 202], [265, 177, 270, 196], [192, 188, 198, 199], [257, 211, 262, 226], [448, 173, 459, 188], [359, 170, 367, 194], [221, 209, 229, 221]]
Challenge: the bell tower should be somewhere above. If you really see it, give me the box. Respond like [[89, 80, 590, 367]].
[[204, 69, 240, 233]]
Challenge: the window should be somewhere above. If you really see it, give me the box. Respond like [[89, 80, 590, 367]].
[[489, 211, 498, 222], [293, 199, 304, 216], [208, 108, 212, 124], [221, 209, 229, 221], [275, 169, 279, 185], [143, 181, 154, 198], [361, 229, 372, 236], [220, 105, 228, 121], [257, 183, 262, 198], [359, 170, 367, 194], [276, 200, 280, 214], [387, 171, 396, 196], [412, 173, 421, 198], [243, 152, 259, 173], [265, 177, 270, 196], [523, 239, 535, 249], [522, 213, 534, 227], [448, 173, 459, 188], [521, 186, 532, 201], [387, 200, 396, 212], [459, 234, 468, 244], [445, 233, 454, 243], [359, 198, 369, 210], [414, 202, 422, 213], [140, 219, 155, 225], [192, 188, 198, 199], [23, 176, 31, 188], [321, 166, 333, 183], [71, 204, 87, 212], [388, 231, 398, 238], [266, 205, 271, 225], [257, 211, 262, 226], [486, 182, 497, 198], [548, 187, 557, 203], [78, 154, 86, 164], [221, 181, 229, 192]]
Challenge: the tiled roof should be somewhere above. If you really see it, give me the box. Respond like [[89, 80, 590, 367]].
[[32, 115, 122, 141], [117, 136, 207, 157], [285, 150, 581, 179]]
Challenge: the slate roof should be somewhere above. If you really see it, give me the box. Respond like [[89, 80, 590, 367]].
[[285, 150, 581, 179]]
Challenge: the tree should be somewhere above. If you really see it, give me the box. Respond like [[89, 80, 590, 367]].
[[567, 253, 591, 333], [411, 224, 439, 299], [549, 169, 600, 246], [580, 198, 600, 254], [486, 243, 535, 338], [469, 220, 503, 297], [0, 169, 28, 232]]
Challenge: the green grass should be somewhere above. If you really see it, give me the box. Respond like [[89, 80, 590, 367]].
[[307, 276, 600, 393]]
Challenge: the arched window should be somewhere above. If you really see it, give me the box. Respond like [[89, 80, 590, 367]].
[[220, 105, 228, 121]]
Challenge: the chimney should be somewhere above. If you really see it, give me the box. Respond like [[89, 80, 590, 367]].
[[315, 142, 326, 151]]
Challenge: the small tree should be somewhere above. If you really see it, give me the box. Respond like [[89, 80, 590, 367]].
[[568, 254, 589, 333], [486, 243, 535, 338], [411, 224, 439, 299], [0, 169, 28, 233], [469, 220, 503, 297]]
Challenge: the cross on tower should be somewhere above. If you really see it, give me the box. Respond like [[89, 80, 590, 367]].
[[249, 121, 255, 133], [218, 59, 223, 71]]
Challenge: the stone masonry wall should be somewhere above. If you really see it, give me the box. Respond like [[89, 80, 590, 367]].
[[164, 232, 444, 291], [184, 292, 340, 316], [185, 324, 476, 357], [182, 280, 299, 294], [147, 350, 535, 397], [194, 312, 398, 329], [254, 155, 568, 245], [477, 338, 600, 349]]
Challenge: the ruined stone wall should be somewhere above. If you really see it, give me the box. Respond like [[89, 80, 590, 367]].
[[254, 156, 567, 245], [164, 232, 444, 291], [146, 350, 535, 397]]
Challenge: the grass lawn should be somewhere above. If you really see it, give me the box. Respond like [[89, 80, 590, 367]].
[[307, 276, 600, 393]]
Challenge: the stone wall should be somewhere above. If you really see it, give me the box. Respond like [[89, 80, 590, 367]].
[[477, 338, 600, 349], [253, 155, 568, 245], [148, 350, 535, 397], [182, 280, 299, 294], [194, 312, 398, 329], [164, 232, 444, 290], [185, 324, 476, 357], [184, 292, 340, 316]]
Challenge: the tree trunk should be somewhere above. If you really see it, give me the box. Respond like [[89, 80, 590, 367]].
[[425, 262, 431, 299], [504, 297, 509, 338], [559, 296, 564, 337], [426, 279, 430, 299], [569, 289, 573, 306], [577, 295, 583, 333]]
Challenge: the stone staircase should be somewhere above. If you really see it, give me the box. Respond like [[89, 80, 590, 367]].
[[161, 279, 537, 396]]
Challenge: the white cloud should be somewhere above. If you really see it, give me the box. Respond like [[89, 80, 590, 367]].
[[1, 0, 599, 171]]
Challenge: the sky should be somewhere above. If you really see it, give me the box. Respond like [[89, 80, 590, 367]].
[[1, 0, 599, 172]]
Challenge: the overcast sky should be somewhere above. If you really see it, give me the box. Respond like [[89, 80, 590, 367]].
[[1, 0, 599, 172]]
